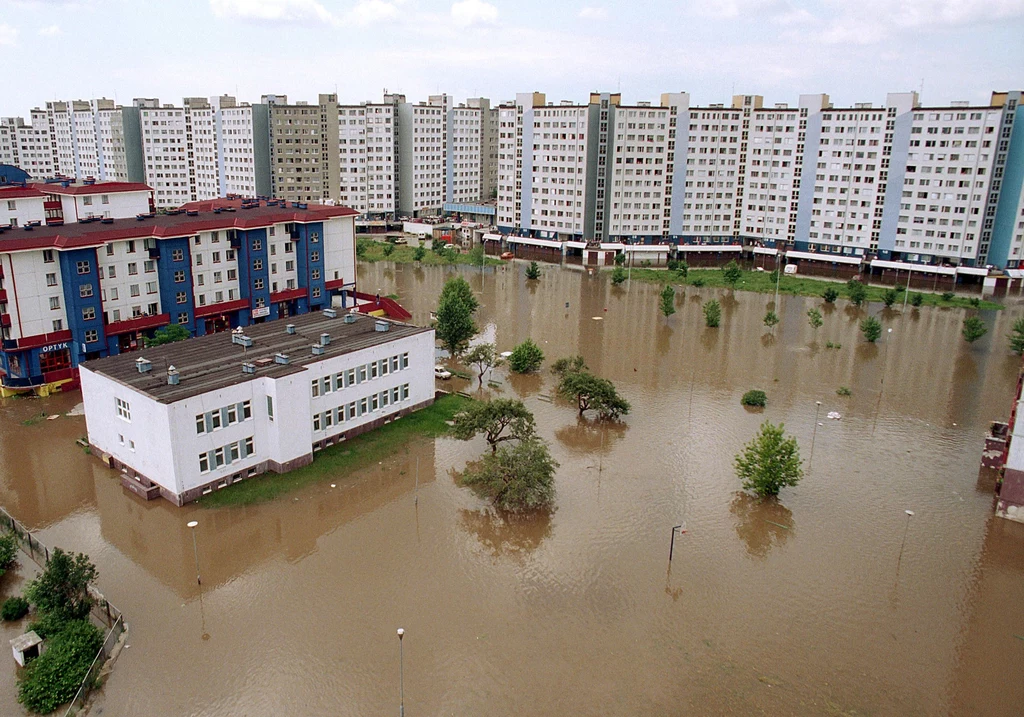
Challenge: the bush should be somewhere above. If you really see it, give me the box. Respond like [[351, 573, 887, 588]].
[[674, 259, 689, 279], [910, 292, 923, 307], [823, 287, 839, 303], [963, 316, 987, 343], [722, 260, 742, 287], [614, 252, 626, 266], [846, 279, 867, 307], [1, 596, 29, 621], [0, 532, 17, 577], [18, 619, 104, 714], [969, 297, 981, 308], [507, 339, 544, 374], [1009, 317, 1024, 355], [837, 386, 852, 397], [941, 291, 955, 301], [667, 259, 679, 272], [144, 324, 190, 348], [860, 316, 882, 343], [741, 390, 767, 407], [382, 243, 395, 257], [460, 439, 558, 513], [691, 276, 706, 288], [525, 261, 541, 280], [413, 245, 426, 262], [882, 288, 899, 308], [703, 299, 721, 328], [610, 266, 627, 285]]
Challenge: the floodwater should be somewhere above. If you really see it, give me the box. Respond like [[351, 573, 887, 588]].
[[2, 261, 1024, 716]]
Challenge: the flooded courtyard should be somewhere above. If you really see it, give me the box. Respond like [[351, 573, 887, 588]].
[[1, 261, 1023, 716]]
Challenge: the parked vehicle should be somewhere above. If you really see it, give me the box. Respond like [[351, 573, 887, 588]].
[[434, 365, 452, 380]]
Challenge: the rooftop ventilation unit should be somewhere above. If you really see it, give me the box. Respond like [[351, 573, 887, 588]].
[[322, 308, 338, 319], [274, 353, 289, 365], [242, 362, 256, 375], [320, 333, 331, 345], [231, 334, 253, 348], [312, 344, 325, 356], [285, 324, 296, 335], [135, 357, 152, 373], [167, 365, 180, 385], [374, 320, 389, 333], [343, 313, 357, 324]]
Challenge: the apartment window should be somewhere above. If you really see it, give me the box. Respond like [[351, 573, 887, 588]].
[[76, 260, 90, 274], [172, 248, 184, 261], [128, 262, 138, 275], [45, 272, 57, 287], [145, 260, 156, 273], [312, 287, 321, 298], [85, 329, 98, 343], [311, 379, 320, 398], [106, 244, 115, 256], [127, 240, 136, 253], [176, 291, 187, 304], [43, 250, 54, 263], [49, 296, 60, 310], [174, 270, 185, 282], [195, 253, 203, 266], [79, 283, 93, 298], [83, 196, 92, 206], [310, 232, 319, 243], [267, 395, 274, 421], [177, 312, 189, 324], [310, 251, 320, 262], [130, 284, 140, 297], [82, 307, 95, 321], [252, 239, 262, 251], [106, 266, 116, 279], [115, 397, 131, 422], [254, 279, 264, 290], [199, 454, 209, 473]]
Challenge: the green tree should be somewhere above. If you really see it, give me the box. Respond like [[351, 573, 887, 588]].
[[413, 245, 426, 262], [144, 324, 191, 347], [611, 266, 627, 285], [452, 398, 537, 453], [435, 280, 478, 358], [822, 286, 839, 303], [1008, 317, 1024, 355], [660, 284, 676, 317], [722, 260, 743, 288], [24, 548, 98, 623], [882, 288, 898, 307], [910, 292, 923, 307], [807, 307, 823, 331], [551, 355, 587, 378], [763, 310, 780, 331], [614, 251, 626, 266], [444, 246, 459, 263], [525, 261, 541, 280], [460, 439, 558, 513], [382, 243, 395, 257], [674, 259, 689, 279], [439, 275, 479, 314], [860, 315, 882, 343], [962, 316, 987, 343], [17, 619, 104, 714], [741, 390, 767, 407], [847, 279, 868, 307], [431, 238, 446, 254], [0, 533, 17, 579], [557, 370, 631, 420], [508, 338, 544, 373], [703, 299, 721, 328], [463, 343, 502, 386], [735, 421, 803, 497]]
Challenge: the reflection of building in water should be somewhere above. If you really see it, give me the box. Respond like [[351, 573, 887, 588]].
[[948, 516, 1024, 713], [94, 437, 437, 598]]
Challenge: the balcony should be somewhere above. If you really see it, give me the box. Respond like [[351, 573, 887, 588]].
[[0, 290, 7, 303], [148, 246, 160, 259], [104, 313, 170, 336], [0, 314, 10, 328]]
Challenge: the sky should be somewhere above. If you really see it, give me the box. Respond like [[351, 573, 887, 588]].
[[1, 0, 1023, 116]]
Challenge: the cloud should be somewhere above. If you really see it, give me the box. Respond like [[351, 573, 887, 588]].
[[578, 6, 607, 20], [38, 24, 62, 36], [347, 0, 401, 25], [816, 0, 1024, 44], [0, 24, 17, 46], [451, 0, 498, 27], [210, 0, 335, 24]]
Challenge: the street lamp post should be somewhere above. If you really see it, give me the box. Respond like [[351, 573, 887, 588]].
[[186, 520, 201, 586], [397, 628, 405, 717]]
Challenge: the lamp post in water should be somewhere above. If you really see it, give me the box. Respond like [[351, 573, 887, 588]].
[[397, 628, 405, 717], [186, 520, 201, 586]]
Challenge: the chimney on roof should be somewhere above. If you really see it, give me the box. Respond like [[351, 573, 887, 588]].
[[285, 324, 296, 335], [135, 357, 152, 373], [274, 353, 289, 365], [322, 308, 337, 319], [167, 365, 180, 385], [242, 362, 256, 375], [320, 333, 331, 345], [312, 344, 325, 356]]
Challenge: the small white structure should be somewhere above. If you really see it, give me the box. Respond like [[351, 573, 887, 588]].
[[11, 631, 44, 667], [80, 312, 435, 506]]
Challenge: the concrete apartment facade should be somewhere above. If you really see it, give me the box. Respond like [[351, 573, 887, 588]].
[[79, 311, 435, 505]]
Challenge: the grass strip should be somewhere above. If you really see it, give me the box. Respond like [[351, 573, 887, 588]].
[[200, 393, 471, 508], [356, 237, 504, 267]]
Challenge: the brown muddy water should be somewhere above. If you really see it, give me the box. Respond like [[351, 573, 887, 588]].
[[2, 262, 1023, 716]]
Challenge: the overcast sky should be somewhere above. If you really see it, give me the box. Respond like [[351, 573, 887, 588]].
[[2, 0, 1023, 116]]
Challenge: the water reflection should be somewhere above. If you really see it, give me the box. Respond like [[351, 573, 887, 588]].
[[458, 508, 553, 560], [729, 492, 795, 559], [553, 417, 627, 456]]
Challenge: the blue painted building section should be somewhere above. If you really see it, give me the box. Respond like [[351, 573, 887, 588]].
[[155, 237, 197, 334], [877, 109, 916, 260], [292, 221, 326, 314], [238, 228, 270, 317], [58, 248, 106, 363], [988, 105, 1024, 269], [792, 111, 823, 252]]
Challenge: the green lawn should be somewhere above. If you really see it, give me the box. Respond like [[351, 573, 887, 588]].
[[356, 238, 504, 267], [200, 393, 471, 508], [623, 266, 1002, 310]]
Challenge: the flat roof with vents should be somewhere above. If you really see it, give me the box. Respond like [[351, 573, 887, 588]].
[[82, 312, 430, 404]]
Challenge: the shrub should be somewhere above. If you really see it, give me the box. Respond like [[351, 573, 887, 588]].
[[735, 421, 803, 497], [0, 532, 17, 577], [763, 310, 779, 330], [703, 299, 721, 328], [382, 243, 395, 257], [807, 307, 823, 330], [413, 245, 426, 262], [941, 291, 955, 301], [17, 619, 104, 714], [962, 316, 987, 343], [660, 284, 676, 318], [667, 259, 679, 272], [722, 260, 742, 287], [822, 287, 839, 303], [1009, 317, 1024, 355], [741, 390, 767, 407], [691, 276, 706, 287], [614, 252, 626, 266], [507, 339, 544, 374], [674, 259, 689, 279], [641, 259, 652, 268], [969, 297, 981, 308], [144, 324, 190, 348], [846, 279, 867, 307], [860, 316, 882, 343], [1, 596, 29, 621], [611, 266, 627, 285], [525, 261, 541, 280], [910, 292, 923, 307], [460, 439, 558, 513], [837, 386, 852, 397], [882, 288, 899, 308]]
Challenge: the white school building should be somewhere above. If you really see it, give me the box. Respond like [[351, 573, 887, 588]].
[[80, 311, 435, 505]]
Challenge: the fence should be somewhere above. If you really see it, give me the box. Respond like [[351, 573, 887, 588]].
[[0, 505, 127, 714]]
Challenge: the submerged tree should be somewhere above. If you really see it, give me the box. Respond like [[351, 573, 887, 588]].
[[807, 307, 823, 331], [1008, 317, 1024, 355], [822, 286, 839, 304], [734, 421, 803, 498], [452, 398, 537, 453], [463, 343, 502, 386], [508, 338, 544, 373], [882, 288, 898, 308], [860, 315, 882, 343], [763, 310, 780, 331], [660, 284, 676, 318], [722, 260, 743, 288], [962, 316, 987, 344], [611, 266, 627, 285], [846, 279, 868, 307], [460, 439, 558, 513], [551, 355, 587, 378], [435, 275, 479, 357], [25, 548, 98, 623], [557, 371, 631, 420], [703, 299, 721, 328], [145, 324, 191, 347], [525, 261, 541, 280]]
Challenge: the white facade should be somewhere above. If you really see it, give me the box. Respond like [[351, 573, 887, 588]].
[[337, 99, 398, 214], [214, 97, 258, 197], [138, 102, 191, 208], [609, 103, 671, 238], [80, 316, 435, 505], [184, 98, 220, 202]]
